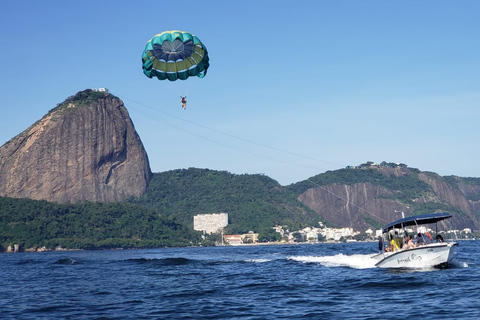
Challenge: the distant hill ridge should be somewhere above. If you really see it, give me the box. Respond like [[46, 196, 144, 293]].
[[287, 162, 480, 231], [135, 165, 480, 233]]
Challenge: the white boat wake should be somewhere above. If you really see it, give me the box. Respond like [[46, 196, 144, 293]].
[[288, 253, 378, 269]]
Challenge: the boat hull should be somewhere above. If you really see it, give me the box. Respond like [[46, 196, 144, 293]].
[[372, 242, 458, 268]]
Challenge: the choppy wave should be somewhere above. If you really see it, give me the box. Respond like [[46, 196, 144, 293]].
[[15, 258, 43, 265], [126, 256, 274, 266], [243, 258, 272, 263], [126, 257, 195, 266], [450, 258, 469, 268], [54, 258, 78, 265]]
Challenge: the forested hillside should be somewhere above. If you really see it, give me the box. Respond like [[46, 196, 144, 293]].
[[131, 168, 322, 234], [0, 197, 199, 251], [0, 168, 321, 251]]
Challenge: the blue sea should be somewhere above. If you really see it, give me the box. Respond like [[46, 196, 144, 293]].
[[1, 241, 478, 319]]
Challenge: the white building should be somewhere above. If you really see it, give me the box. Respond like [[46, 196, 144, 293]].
[[193, 213, 228, 234], [223, 235, 243, 246], [321, 227, 355, 241], [93, 87, 109, 92], [306, 228, 319, 242]]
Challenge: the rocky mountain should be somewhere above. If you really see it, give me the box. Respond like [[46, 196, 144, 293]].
[[289, 162, 480, 231], [0, 89, 152, 203], [1, 163, 479, 251]]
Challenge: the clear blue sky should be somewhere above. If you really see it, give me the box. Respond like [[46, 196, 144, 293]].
[[1, 1, 479, 185]]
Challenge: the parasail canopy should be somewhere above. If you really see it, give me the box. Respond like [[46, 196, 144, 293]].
[[142, 30, 209, 81]]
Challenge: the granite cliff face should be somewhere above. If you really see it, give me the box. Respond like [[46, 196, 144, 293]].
[[298, 182, 406, 230], [0, 90, 152, 203], [295, 164, 480, 231]]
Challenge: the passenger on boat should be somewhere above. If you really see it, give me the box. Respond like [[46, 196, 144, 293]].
[[402, 235, 416, 250], [417, 232, 432, 245], [436, 234, 444, 242], [417, 233, 425, 246], [389, 237, 401, 252], [425, 231, 433, 243], [378, 236, 384, 253], [387, 230, 401, 252], [395, 235, 403, 249]]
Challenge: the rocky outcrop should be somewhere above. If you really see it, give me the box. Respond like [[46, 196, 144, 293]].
[[298, 183, 411, 230], [0, 90, 152, 203], [376, 165, 411, 178], [5, 244, 20, 253], [297, 165, 480, 231], [417, 173, 473, 216], [416, 172, 479, 229]]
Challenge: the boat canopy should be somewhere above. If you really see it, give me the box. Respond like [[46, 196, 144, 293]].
[[382, 212, 452, 233]]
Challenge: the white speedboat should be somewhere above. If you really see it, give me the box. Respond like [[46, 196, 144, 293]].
[[372, 212, 458, 268]]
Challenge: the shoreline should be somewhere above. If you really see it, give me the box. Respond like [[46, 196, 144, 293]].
[[4, 238, 474, 254]]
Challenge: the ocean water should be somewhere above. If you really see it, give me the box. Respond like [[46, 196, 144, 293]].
[[1, 241, 478, 319]]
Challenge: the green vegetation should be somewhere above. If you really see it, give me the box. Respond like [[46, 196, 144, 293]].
[[130, 168, 322, 234], [52, 89, 111, 112], [360, 215, 383, 230], [0, 197, 200, 251]]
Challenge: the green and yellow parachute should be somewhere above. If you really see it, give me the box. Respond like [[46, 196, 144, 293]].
[[142, 30, 209, 81]]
